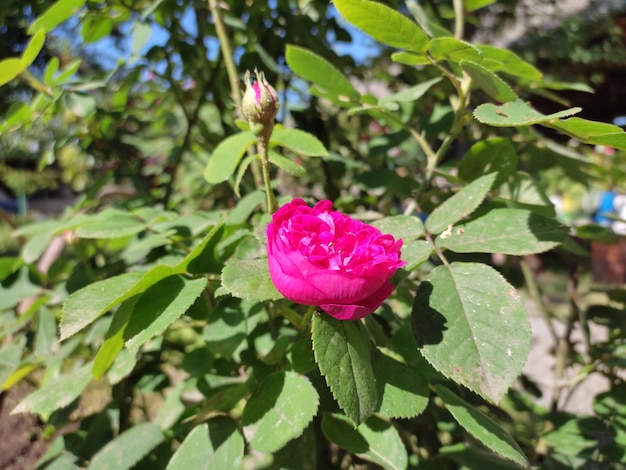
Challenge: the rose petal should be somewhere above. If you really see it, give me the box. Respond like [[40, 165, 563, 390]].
[[320, 281, 395, 321]]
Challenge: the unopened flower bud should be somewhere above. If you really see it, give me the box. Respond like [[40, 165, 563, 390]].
[[242, 69, 280, 135]]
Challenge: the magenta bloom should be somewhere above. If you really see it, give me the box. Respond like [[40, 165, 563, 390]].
[[267, 199, 406, 321]]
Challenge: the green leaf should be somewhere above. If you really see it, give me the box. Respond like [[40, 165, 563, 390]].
[[268, 150, 306, 176], [242, 371, 319, 453], [322, 413, 408, 470], [132, 22, 152, 57], [474, 99, 580, 127], [379, 77, 442, 104], [204, 131, 256, 184], [20, 29, 46, 69], [166, 418, 243, 470], [435, 385, 528, 467], [476, 45, 542, 81], [429, 38, 483, 64], [28, 0, 86, 34], [548, 117, 626, 150], [460, 60, 517, 102], [312, 315, 377, 425], [426, 173, 497, 234], [75, 210, 147, 239], [285, 45, 360, 100], [437, 208, 568, 255], [203, 298, 262, 359], [0, 58, 24, 87], [412, 262, 531, 402], [221, 258, 282, 302], [401, 239, 433, 271], [440, 443, 526, 470], [465, 0, 496, 11], [271, 127, 329, 156], [124, 276, 207, 353], [88, 422, 164, 470], [333, 0, 429, 53], [391, 51, 430, 66], [373, 354, 429, 419], [61, 271, 144, 341], [12, 362, 93, 415], [458, 138, 518, 189], [371, 215, 424, 241]]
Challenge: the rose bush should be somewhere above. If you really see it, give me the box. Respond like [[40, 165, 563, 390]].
[[267, 198, 405, 320]]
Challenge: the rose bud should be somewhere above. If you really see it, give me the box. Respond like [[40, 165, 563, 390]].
[[242, 69, 280, 136], [267, 199, 406, 321]]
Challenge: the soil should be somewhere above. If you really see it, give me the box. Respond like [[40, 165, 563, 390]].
[[0, 383, 49, 470]]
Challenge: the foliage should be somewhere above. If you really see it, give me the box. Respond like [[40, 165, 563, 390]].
[[2, 0, 626, 469]]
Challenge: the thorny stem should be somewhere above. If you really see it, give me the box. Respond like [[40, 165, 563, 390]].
[[208, 0, 263, 190], [257, 137, 278, 214]]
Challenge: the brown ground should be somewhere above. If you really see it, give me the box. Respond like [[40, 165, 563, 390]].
[[0, 383, 49, 470]]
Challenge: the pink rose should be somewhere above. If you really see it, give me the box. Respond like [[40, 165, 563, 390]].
[[267, 199, 406, 321]]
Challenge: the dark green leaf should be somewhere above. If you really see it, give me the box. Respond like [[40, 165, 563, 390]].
[[88, 422, 164, 470], [476, 45, 542, 81], [371, 215, 424, 241], [312, 315, 377, 425], [437, 208, 568, 255], [374, 354, 429, 419], [426, 173, 497, 234], [268, 150, 306, 176], [429, 38, 483, 63], [435, 385, 528, 467], [458, 138, 518, 188], [412, 263, 531, 402], [221, 258, 282, 302], [242, 371, 319, 453], [166, 418, 243, 470]]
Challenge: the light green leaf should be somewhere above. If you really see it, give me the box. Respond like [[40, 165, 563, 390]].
[[0, 58, 23, 87], [88, 422, 164, 470], [379, 77, 442, 104], [429, 38, 483, 64], [401, 239, 433, 271], [333, 0, 429, 53], [132, 22, 152, 57], [28, 0, 86, 34], [412, 262, 531, 402], [426, 173, 497, 234], [12, 362, 93, 415], [476, 45, 542, 81], [437, 208, 568, 255], [75, 210, 146, 239], [20, 29, 46, 69], [371, 215, 424, 241], [322, 413, 408, 470], [124, 276, 207, 353], [34, 307, 57, 358], [465, 0, 496, 11], [268, 150, 306, 176], [204, 131, 256, 184], [312, 315, 377, 425], [242, 371, 319, 453], [61, 272, 144, 341], [435, 385, 528, 467], [458, 138, 518, 189], [548, 117, 626, 150], [460, 60, 517, 102], [271, 127, 328, 156], [391, 51, 430, 66], [374, 354, 429, 419], [405, 0, 452, 38], [166, 418, 243, 470], [285, 45, 359, 100], [474, 99, 580, 127], [221, 258, 282, 302]]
